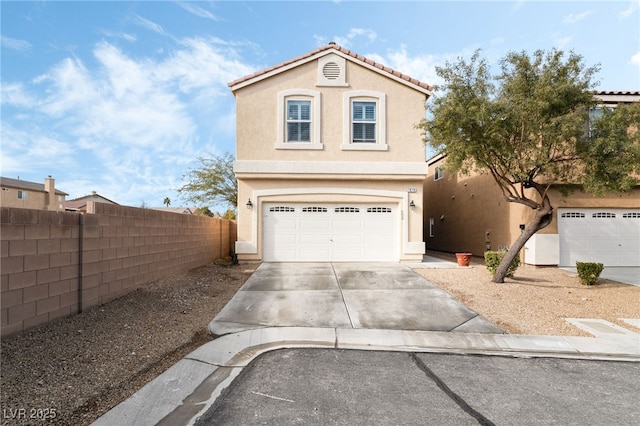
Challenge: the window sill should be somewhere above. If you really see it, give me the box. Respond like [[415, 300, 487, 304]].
[[276, 142, 324, 150], [341, 143, 388, 151]]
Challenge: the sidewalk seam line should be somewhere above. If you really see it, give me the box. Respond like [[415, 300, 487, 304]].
[[331, 263, 355, 329]]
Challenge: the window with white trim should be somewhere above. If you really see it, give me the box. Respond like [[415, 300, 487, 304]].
[[17, 190, 27, 200], [352, 101, 376, 143], [277, 89, 322, 150], [342, 90, 387, 151], [286, 100, 311, 142]]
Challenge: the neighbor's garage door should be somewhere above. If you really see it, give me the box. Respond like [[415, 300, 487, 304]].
[[558, 208, 640, 267], [263, 203, 398, 262]]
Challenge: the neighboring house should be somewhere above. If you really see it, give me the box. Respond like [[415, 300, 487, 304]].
[[230, 42, 432, 262], [65, 191, 119, 212], [0, 176, 67, 211], [150, 207, 194, 214], [424, 91, 640, 268]]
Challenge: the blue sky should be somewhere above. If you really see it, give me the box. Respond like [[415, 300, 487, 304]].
[[2, 1, 639, 209]]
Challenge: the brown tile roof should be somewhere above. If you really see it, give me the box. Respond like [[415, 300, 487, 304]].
[[596, 91, 640, 95], [228, 42, 433, 92]]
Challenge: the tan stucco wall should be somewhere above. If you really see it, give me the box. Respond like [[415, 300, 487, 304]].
[[424, 157, 640, 258], [424, 169, 513, 255], [1, 188, 65, 211], [234, 59, 427, 163]]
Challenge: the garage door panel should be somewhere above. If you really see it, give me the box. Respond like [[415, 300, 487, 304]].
[[263, 203, 398, 262], [299, 234, 330, 243], [333, 234, 363, 244], [300, 218, 330, 230], [271, 234, 298, 244], [299, 250, 331, 262]]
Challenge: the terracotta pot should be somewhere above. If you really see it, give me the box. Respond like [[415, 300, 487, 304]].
[[455, 253, 472, 267]]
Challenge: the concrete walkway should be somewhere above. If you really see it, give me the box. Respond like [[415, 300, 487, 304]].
[[93, 258, 640, 426]]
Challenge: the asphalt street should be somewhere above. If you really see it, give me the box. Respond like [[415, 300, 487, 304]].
[[197, 348, 640, 426]]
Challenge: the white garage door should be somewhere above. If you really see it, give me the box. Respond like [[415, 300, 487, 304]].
[[263, 203, 398, 262], [558, 208, 640, 267]]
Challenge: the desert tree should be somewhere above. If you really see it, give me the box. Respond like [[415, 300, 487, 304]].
[[178, 152, 237, 210], [418, 49, 639, 282]]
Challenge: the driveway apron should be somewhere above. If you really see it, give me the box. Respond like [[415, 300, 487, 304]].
[[209, 262, 502, 336]]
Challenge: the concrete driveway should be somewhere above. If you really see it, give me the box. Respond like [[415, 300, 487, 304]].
[[209, 262, 502, 336]]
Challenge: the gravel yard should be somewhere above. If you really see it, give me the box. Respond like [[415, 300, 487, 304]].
[[1, 262, 254, 426], [415, 251, 640, 337], [2, 255, 639, 425]]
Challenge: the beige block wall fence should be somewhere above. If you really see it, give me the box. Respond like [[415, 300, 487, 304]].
[[1, 202, 236, 337]]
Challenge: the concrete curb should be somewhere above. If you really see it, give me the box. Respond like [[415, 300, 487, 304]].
[[92, 327, 640, 426]]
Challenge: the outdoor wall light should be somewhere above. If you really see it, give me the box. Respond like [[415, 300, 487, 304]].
[[246, 199, 253, 209], [409, 200, 416, 209]]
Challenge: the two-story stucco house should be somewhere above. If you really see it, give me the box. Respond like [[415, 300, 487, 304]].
[[0, 176, 68, 211], [230, 43, 432, 262], [424, 91, 640, 268]]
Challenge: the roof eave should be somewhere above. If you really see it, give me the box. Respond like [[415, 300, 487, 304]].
[[228, 44, 433, 96]]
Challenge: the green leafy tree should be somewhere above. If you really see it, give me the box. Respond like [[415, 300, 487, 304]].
[[163, 197, 171, 208], [419, 49, 639, 283], [178, 152, 237, 209], [194, 206, 215, 217], [222, 209, 236, 220]]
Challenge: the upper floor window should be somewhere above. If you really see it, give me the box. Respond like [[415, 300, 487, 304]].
[[287, 100, 311, 142], [17, 190, 27, 200], [277, 89, 322, 150], [352, 101, 376, 143], [434, 166, 445, 180], [342, 90, 387, 151]]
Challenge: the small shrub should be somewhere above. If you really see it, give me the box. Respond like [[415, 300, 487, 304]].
[[484, 250, 520, 278], [576, 262, 604, 285]]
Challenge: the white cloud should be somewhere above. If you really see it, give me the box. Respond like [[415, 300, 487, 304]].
[[366, 45, 467, 90], [100, 30, 137, 42], [563, 10, 593, 24], [631, 51, 640, 66], [552, 35, 572, 50], [131, 13, 166, 35], [176, 2, 220, 21], [619, 1, 639, 18], [0, 82, 37, 107], [0, 35, 32, 52], [332, 28, 377, 48], [0, 123, 76, 176], [2, 37, 255, 206]]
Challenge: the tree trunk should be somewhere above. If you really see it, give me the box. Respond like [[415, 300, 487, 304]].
[[492, 204, 553, 283]]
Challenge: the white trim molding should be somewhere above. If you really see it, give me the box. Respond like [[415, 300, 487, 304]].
[[276, 89, 323, 150], [342, 90, 387, 151], [234, 160, 427, 176]]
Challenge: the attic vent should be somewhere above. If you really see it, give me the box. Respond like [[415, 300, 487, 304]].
[[322, 62, 341, 80]]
